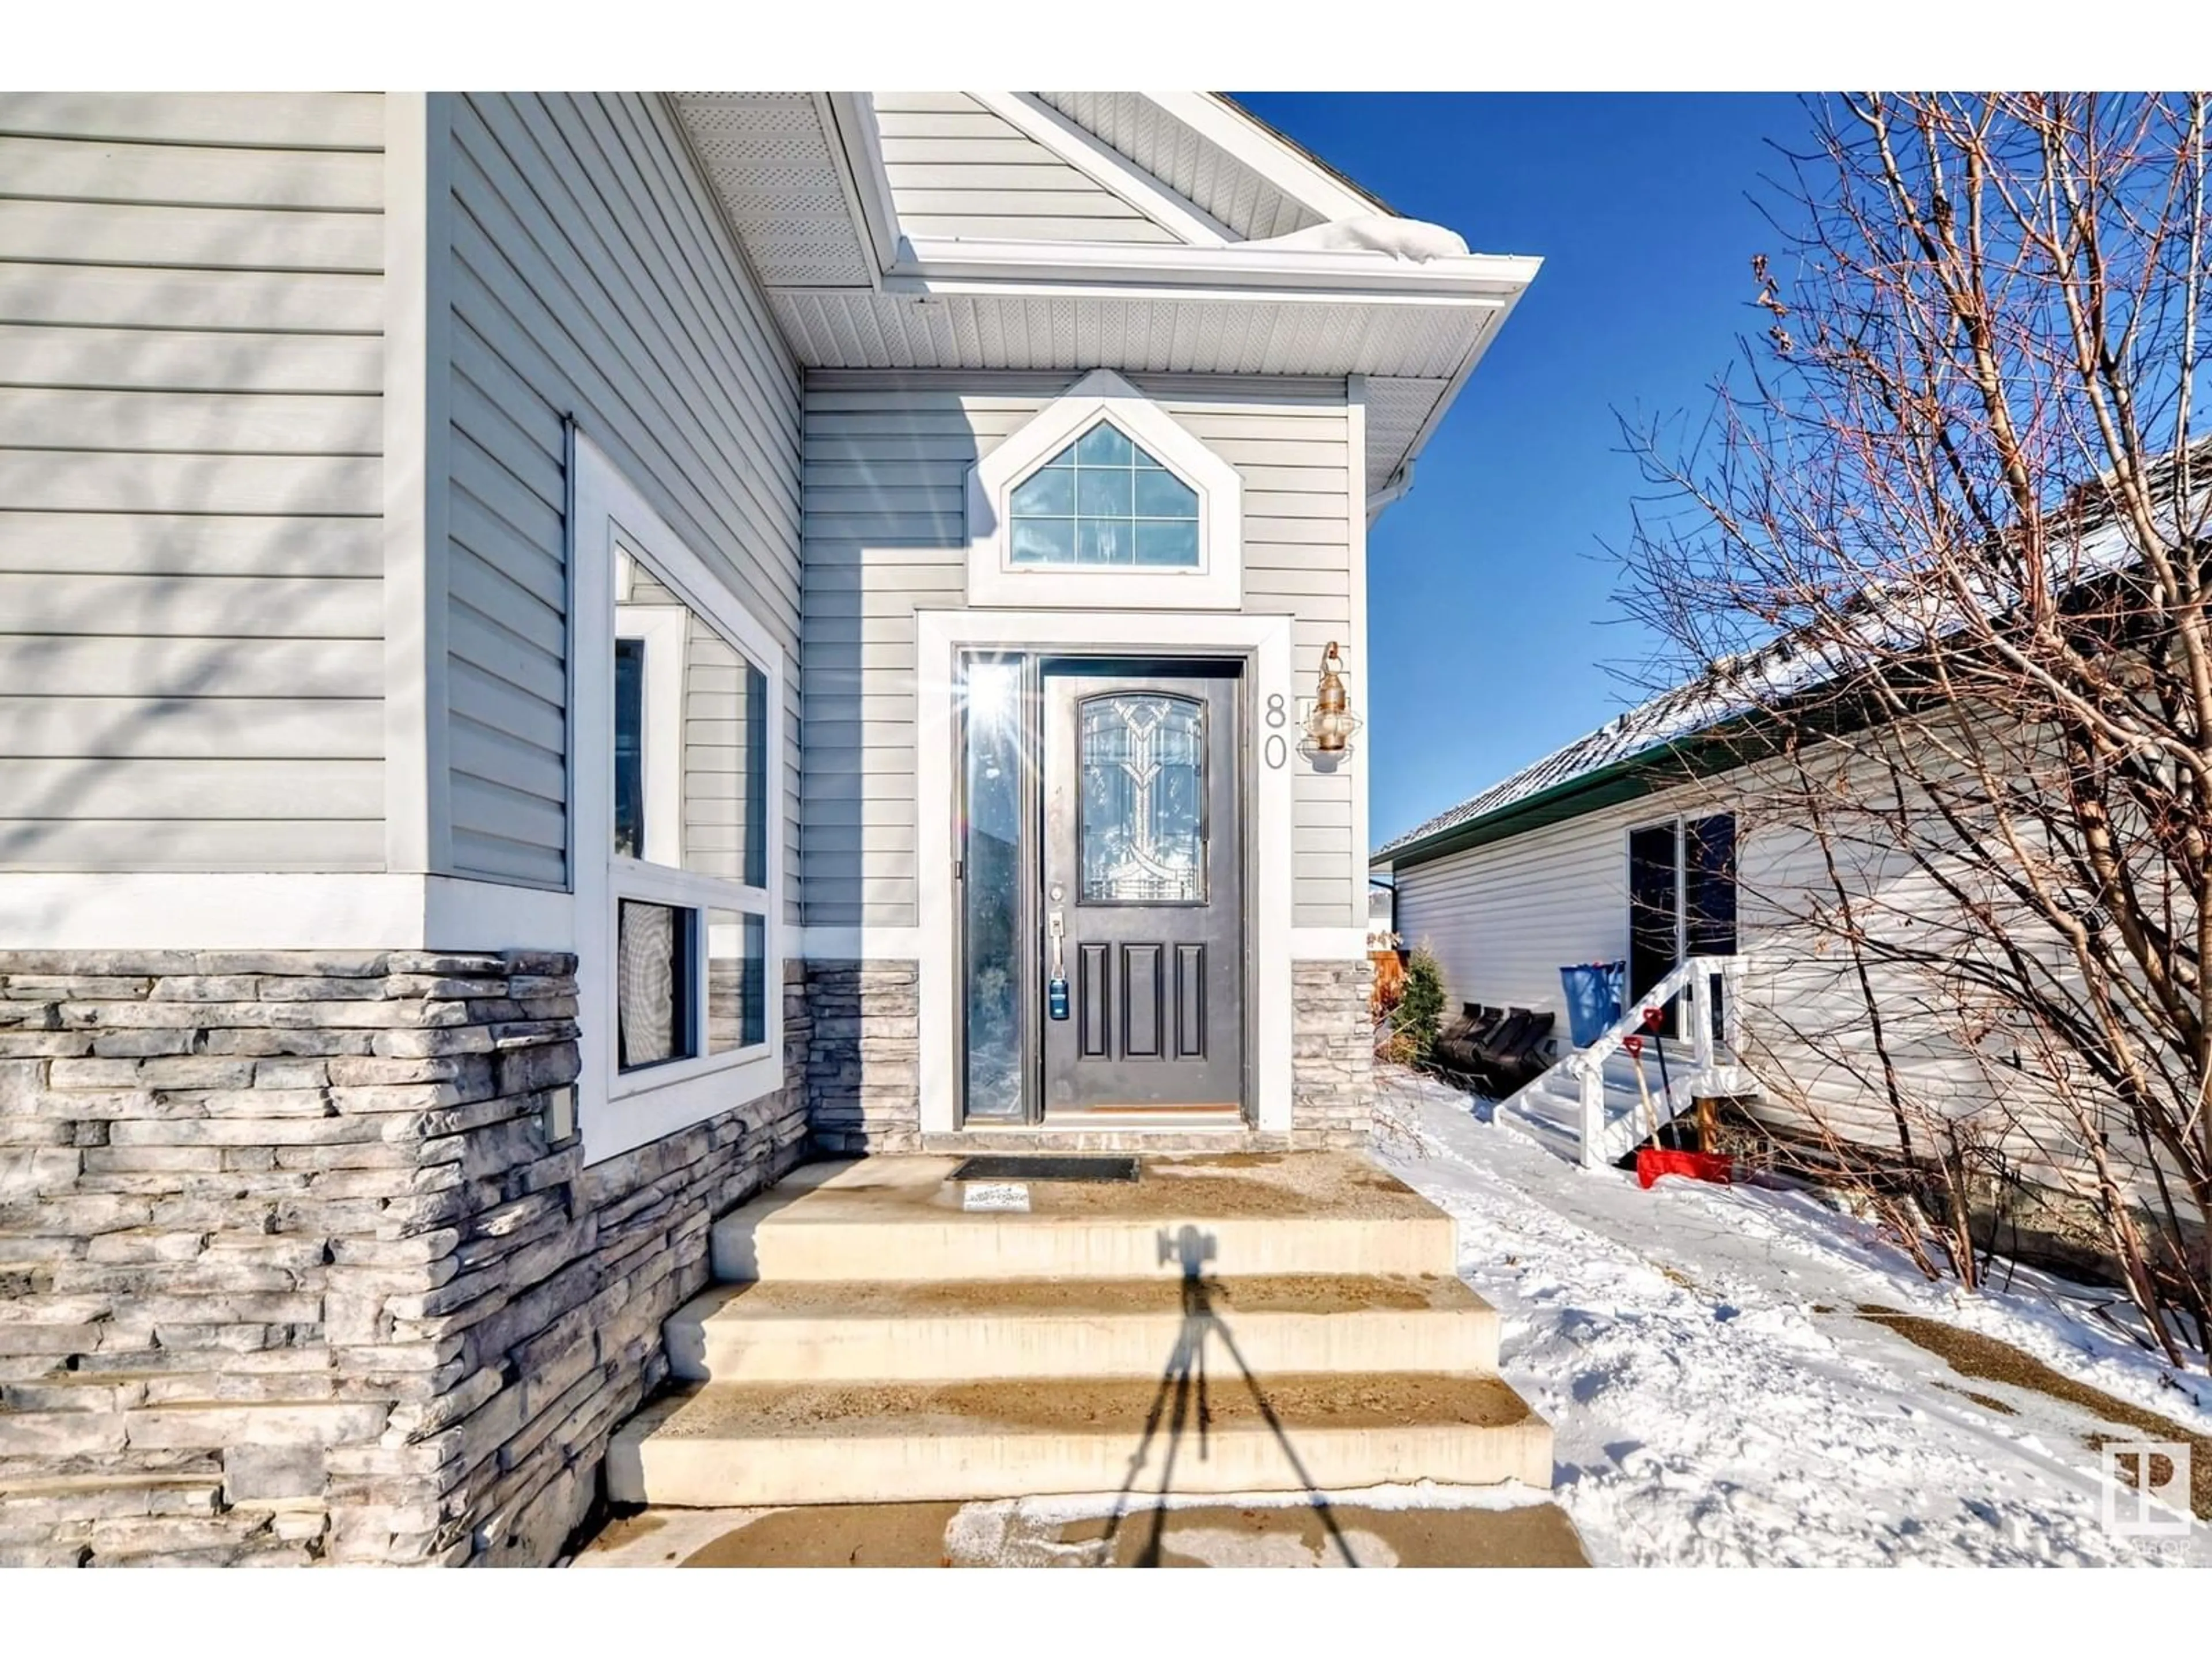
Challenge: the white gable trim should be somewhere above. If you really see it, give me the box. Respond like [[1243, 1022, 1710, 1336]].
[[968, 93, 1233, 248], [964, 368, 1244, 610], [1145, 93, 1384, 226], [823, 91, 902, 275]]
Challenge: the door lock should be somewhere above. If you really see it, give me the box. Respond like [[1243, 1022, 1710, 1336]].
[[1047, 908, 1070, 1020]]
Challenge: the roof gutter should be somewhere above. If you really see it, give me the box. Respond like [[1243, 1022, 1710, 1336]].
[[891, 236, 1540, 301]]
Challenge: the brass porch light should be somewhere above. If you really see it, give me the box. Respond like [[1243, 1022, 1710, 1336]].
[[1304, 641, 1361, 757]]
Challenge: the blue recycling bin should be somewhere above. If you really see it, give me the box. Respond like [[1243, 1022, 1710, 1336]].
[[1559, 961, 1626, 1048]]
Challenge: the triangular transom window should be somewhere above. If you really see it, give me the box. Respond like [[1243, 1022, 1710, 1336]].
[[1007, 420, 1201, 569]]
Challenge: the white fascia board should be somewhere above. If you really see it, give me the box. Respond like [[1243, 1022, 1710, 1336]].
[[968, 92, 1233, 248], [894, 235, 1540, 301], [1146, 92, 1390, 225], [823, 90, 903, 276], [1369, 269, 1539, 522]]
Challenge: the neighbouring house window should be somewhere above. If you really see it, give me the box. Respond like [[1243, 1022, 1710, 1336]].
[[1010, 420, 1201, 569]]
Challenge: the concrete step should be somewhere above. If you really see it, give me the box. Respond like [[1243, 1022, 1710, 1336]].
[[607, 1372, 1553, 1508], [709, 1154, 1459, 1283], [665, 1273, 1501, 1384]]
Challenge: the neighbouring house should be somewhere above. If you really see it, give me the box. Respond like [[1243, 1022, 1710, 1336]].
[[0, 92, 1539, 1564], [1370, 485, 2200, 1230]]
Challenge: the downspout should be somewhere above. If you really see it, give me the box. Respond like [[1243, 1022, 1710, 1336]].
[[1368, 460, 1416, 522]]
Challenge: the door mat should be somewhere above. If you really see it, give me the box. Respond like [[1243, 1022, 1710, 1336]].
[[949, 1156, 1139, 1184]]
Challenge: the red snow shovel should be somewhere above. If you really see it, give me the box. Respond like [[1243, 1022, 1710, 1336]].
[[1637, 1147, 1734, 1188]]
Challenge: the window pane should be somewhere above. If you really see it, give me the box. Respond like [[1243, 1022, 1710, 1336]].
[[618, 900, 694, 1070], [1134, 519, 1199, 567], [1075, 467, 1133, 518], [1010, 517, 1075, 565], [1074, 422, 1133, 467], [614, 639, 646, 859], [1134, 469, 1198, 519], [1078, 519, 1130, 565], [962, 660, 1025, 1118], [615, 559, 769, 888], [1005, 419, 1202, 573], [1080, 694, 1205, 904], [1010, 467, 1073, 517], [707, 908, 767, 1054]]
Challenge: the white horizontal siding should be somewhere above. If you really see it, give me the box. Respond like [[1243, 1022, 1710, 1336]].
[[800, 371, 1358, 930], [0, 92, 384, 874], [1392, 760, 2171, 1205], [441, 92, 802, 899], [873, 93, 1177, 245]]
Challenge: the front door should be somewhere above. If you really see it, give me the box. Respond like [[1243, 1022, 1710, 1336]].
[[1040, 662, 1243, 1121]]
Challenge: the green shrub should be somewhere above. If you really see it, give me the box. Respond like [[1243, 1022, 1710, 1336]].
[[1392, 945, 1446, 1065]]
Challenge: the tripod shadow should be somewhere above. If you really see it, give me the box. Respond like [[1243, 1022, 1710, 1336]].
[[1096, 1224, 1359, 1567]]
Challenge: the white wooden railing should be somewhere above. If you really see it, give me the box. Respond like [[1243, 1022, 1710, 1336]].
[[1500, 954, 1749, 1169]]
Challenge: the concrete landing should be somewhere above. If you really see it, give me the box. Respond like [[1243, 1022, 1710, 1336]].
[[578, 1495, 1589, 1567], [709, 1152, 1458, 1281]]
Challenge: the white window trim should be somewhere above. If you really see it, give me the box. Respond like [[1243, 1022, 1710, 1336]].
[[571, 430, 787, 1166], [964, 369, 1243, 610]]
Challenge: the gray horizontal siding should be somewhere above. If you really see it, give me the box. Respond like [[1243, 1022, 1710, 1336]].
[[0, 92, 384, 874], [441, 92, 802, 899], [800, 372, 1359, 930], [873, 93, 1177, 245]]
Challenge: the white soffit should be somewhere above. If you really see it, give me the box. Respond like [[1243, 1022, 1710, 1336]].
[[669, 92, 875, 287], [767, 287, 1489, 382], [1036, 92, 1328, 242], [1363, 377, 1450, 495]]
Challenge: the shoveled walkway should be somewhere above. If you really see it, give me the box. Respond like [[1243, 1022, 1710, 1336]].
[[576, 1493, 1588, 1567]]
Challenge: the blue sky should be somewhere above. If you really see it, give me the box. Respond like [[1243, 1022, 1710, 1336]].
[[1233, 93, 1819, 848]]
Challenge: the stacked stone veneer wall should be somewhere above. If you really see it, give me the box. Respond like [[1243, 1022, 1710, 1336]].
[[805, 960, 919, 1154], [798, 956, 1374, 1148], [0, 950, 809, 1567], [1291, 959, 1376, 1149]]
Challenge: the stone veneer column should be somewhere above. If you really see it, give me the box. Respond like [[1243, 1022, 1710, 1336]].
[[0, 950, 809, 1567], [1291, 958, 1377, 1149], [802, 960, 919, 1154]]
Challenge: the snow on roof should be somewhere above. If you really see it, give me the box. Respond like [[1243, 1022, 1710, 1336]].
[[1376, 441, 2212, 866]]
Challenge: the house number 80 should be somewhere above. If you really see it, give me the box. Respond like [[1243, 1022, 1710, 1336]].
[[1263, 692, 1288, 770]]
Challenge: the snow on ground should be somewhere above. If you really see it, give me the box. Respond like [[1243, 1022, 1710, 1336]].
[[1373, 1068, 2212, 1567]]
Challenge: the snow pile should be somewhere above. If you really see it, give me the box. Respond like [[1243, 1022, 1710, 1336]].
[[1376, 1070, 2212, 1567], [1244, 213, 1470, 262]]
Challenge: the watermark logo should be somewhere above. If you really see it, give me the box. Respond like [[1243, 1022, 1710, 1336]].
[[2100, 1441, 2192, 1538]]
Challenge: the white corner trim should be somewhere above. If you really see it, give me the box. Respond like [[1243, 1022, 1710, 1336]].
[[968, 93, 1233, 248], [0, 873, 577, 952], [1145, 92, 1385, 226], [381, 92, 451, 877], [823, 90, 902, 276], [964, 369, 1243, 611], [915, 609, 1297, 1135], [1347, 379, 1373, 924]]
